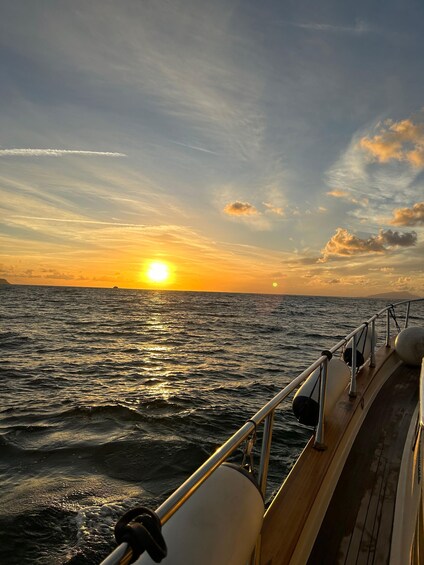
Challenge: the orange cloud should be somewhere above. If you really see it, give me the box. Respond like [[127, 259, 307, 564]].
[[390, 202, 424, 226], [391, 276, 412, 291], [359, 118, 424, 167], [223, 201, 258, 216], [326, 189, 350, 198], [326, 189, 368, 206], [320, 227, 417, 261]]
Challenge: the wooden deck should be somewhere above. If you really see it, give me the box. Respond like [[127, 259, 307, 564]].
[[307, 362, 419, 564], [259, 345, 419, 565]]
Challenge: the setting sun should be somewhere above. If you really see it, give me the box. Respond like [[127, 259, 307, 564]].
[[146, 261, 170, 283]]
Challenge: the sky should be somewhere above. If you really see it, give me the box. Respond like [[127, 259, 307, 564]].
[[1, 0, 423, 296]]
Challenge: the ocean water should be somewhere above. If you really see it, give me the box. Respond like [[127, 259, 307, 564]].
[[1, 286, 422, 564]]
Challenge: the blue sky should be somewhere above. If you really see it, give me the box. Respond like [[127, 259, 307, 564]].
[[1, 0, 423, 295]]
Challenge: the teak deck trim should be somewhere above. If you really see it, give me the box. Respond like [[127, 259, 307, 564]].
[[260, 344, 402, 565]]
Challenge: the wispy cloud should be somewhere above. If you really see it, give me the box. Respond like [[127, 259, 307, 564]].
[[325, 122, 423, 226], [263, 202, 285, 216], [0, 149, 126, 157], [326, 188, 368, 207], [11, 216, 145, 227], [292, 19, 372, 35], [167, 140, 220, 155]]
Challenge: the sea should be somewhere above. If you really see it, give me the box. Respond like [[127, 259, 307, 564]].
[[1, 285, 422, 564]]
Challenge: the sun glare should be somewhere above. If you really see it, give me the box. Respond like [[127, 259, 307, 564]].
[[146, 261, 170, 283]]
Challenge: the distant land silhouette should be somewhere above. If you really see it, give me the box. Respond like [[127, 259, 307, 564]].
[[0, 278, 10, 285], [367, 291, 420, 300]]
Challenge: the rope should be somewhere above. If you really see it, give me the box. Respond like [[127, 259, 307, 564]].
[[241, 420, 257, 474], [360, 323, 368, 357], [114, 507, 167, 563], [389, 305, 401, 333]]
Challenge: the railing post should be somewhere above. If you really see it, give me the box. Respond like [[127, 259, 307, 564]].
[[314, 354, 329, 450], [370, 318, 376, 368], [251, 413, 275, 565], [386, 309, 391, 347], [258, 411, 275, 497], [405, 302, 411, 329], [349, 332, 357, 398]]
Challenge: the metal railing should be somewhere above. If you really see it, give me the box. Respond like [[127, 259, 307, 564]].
[[420, 358, 424, 431], [101, 298, 423, 565]]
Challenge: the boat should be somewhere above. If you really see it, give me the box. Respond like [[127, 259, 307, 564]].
[[100, 298, 424, 565]]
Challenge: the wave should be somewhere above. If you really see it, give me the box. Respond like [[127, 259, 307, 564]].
[[0, 331, 32, 348], [55, 404, 147, 422]]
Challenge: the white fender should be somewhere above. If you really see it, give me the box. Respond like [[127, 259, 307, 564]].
[[395, 327, 424, 366], [343, 329, 372, 368], [292, 358, 351, 426], [137, 463, 264, 565]]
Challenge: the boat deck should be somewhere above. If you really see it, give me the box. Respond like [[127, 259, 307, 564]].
[[307, 362, 419, 564]]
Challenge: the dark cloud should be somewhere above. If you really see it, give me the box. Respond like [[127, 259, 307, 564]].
[[379, 229, 417, 247], [223, 201, 258, 216]]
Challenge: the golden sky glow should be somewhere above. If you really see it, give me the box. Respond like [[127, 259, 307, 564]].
[[0, 3, 423, 297]]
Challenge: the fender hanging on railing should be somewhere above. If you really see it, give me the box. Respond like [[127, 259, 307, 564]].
[[292, 358, 350, 427]]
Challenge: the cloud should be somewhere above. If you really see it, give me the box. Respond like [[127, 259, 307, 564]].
[[327, 189, 349, 198], [292, 20, 371, 35], [359, 118, 424, 167], [390, 202, 424, 226], [380, 229, 417, 247], [326, 188, 368, 206], [11, 215, 146, 228], [223, 201, 259, 216], [320, 227, 417, 261], [167, 140, 220, 155], [391, 276, 412, 291], [0, 148, 126, 157], [263, 202, 285, 216]]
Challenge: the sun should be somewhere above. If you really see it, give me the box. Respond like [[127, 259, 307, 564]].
[[146, 261, 170, 283]]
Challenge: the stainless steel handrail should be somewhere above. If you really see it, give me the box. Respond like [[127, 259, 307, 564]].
[[420, 358, 424, 430], [101, 298, 423, 565]]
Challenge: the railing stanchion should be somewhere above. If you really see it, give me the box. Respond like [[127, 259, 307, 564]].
[[370, 318, 376, 368], [386, 309, 391, 347], [349, 332, 357, 397], [314, 356, 328, 450], [258, 411, 275, 496]]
